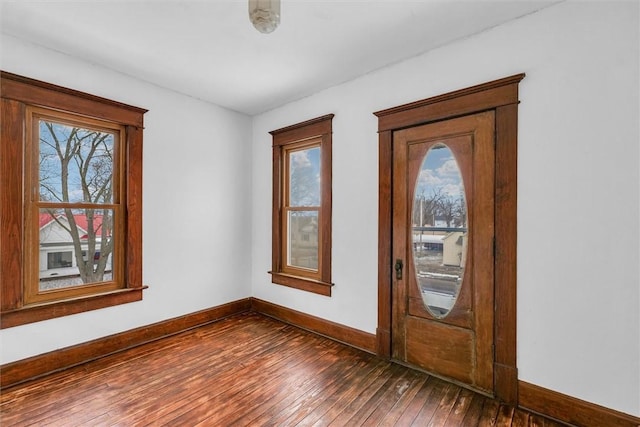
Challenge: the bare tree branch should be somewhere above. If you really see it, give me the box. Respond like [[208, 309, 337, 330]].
[[39, 121, 115, 283]]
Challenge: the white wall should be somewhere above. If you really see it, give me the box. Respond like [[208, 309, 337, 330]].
[[251, 1, 639, 417], [0, 35, 253, 364], [1, 0, 638, 418]]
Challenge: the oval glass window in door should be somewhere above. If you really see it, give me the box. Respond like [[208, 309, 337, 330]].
[[412, 143, 467, 318]]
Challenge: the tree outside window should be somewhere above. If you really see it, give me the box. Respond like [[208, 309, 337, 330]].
[[38, 119, 117, 287], [24, 109, 125, 304]]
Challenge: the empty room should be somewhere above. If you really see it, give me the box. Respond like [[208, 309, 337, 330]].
[[1, 1, 638, 426]]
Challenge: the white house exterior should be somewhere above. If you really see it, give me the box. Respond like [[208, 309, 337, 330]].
[[39, 214, 112, 280], [442, 232, 467, 268]]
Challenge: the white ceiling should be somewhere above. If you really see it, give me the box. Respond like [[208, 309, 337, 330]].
[[1, 1, 557, 115]]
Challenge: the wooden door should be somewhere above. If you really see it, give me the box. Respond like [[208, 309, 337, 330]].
[[392, 111, 495, 393]]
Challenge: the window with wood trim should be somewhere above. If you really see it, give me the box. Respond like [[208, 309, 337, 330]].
[[269, 114, 333, 296], [0, 71, 146, 328]]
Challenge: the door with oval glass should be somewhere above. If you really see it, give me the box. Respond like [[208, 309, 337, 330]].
[[392, 111, 495, 393]]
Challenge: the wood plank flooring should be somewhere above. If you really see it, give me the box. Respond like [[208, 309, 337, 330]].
[[0, 313, 566, 426]]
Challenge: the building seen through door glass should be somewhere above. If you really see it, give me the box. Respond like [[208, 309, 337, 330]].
[[412, 143, 467, 318]]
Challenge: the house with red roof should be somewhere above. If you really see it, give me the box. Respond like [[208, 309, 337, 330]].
[[38, 212, 112, 279]]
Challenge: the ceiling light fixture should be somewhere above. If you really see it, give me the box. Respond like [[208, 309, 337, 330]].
[[249, 0, 280, 34]]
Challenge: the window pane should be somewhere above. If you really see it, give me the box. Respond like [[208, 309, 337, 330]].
[[287, 211, 319, 270], [47, 251, 72, 269], [289, 146, 320, 207], [39, 208, 115, 291], [39, 120, 115, 204], [412, 143, 467, 319]]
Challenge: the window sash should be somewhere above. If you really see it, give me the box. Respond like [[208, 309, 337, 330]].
[[285, 142, 321, 208], [23, 107, 127, 304], [281, 139, 323, 278], [282, 208, 321, 276]]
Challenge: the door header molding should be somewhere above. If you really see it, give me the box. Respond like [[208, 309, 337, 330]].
[[374, 73, 525, 132]]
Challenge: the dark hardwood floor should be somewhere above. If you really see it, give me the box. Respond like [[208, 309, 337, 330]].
[[0, 313, 565, 426]]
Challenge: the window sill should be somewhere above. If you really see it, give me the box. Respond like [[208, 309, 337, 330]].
[[269, 272, 333, 297], [0, 286, 147, 329]]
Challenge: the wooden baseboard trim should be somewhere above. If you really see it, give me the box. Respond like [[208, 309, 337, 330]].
[[251, 298, 377, 354], [0, 298, 252, 389], [0, 297, 377, 390], [518, 381, 640, 427], [4, 298, 638, 427]]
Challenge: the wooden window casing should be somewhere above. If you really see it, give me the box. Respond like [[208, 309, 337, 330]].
[[269, 115, 334, 296], [0, 71, 147, 328]]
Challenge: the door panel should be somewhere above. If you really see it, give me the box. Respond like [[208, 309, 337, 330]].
[[405, 316, 474, 384], [392, 111, 495, 393]]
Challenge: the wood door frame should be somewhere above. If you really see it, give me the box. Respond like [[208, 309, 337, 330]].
[[374, 74, 525, 404]]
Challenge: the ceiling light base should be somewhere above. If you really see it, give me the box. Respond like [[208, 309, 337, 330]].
[[249, 0, 280, 34]]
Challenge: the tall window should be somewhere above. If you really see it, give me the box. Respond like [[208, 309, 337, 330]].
[[0, 71, 146, 328], [24, 108, 125, 304], [284, 142, 321, 272], [269, 114, 333, 296]]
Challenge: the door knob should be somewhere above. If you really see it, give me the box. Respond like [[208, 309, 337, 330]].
[[395, 259, 403, 280]]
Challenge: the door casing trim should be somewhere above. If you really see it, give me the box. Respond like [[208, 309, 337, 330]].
[[373, 74, 525, 404]]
